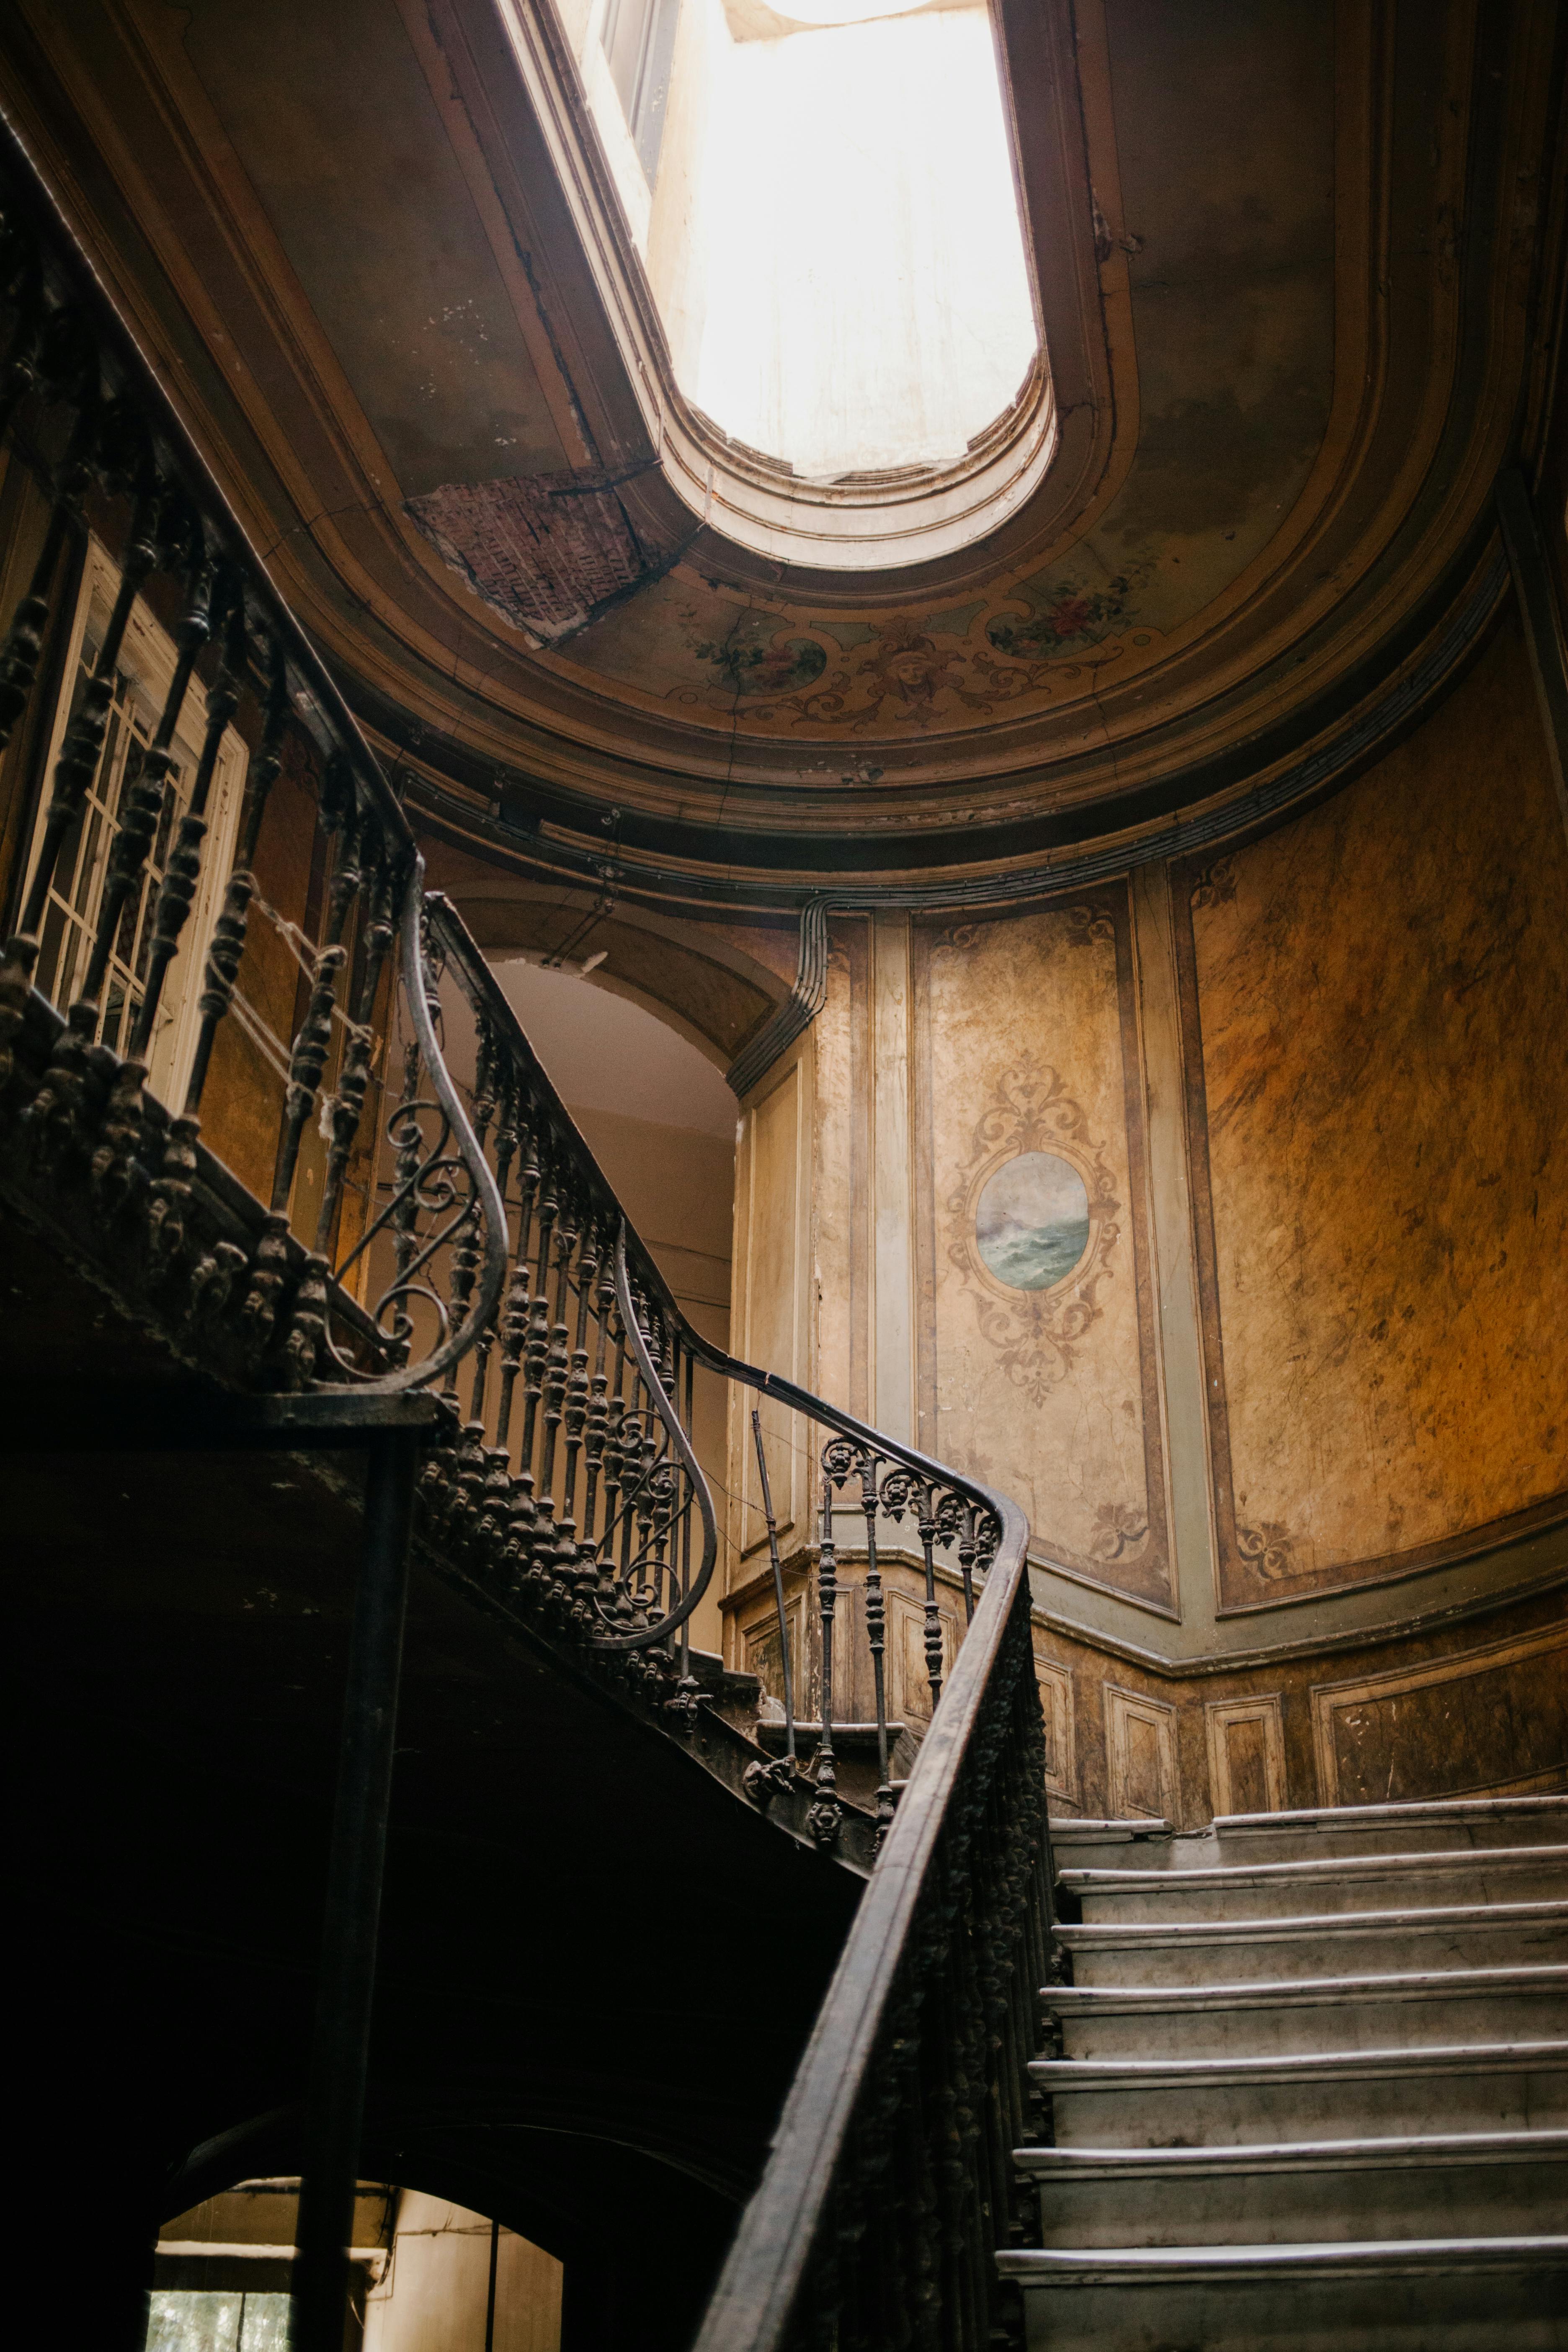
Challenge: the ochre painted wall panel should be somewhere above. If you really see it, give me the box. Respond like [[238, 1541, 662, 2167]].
[[1179, 620, 1568, 1612], [921, 892, 1173, 1611]]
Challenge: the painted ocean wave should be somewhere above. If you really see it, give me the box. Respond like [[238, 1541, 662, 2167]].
[[977, 1215, 1090, 1292]]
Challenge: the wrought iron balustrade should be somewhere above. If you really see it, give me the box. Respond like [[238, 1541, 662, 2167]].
[[418, 904, 1049, 2349], [0, 131, 506, 1406], [0, 112, 1050, 2351]]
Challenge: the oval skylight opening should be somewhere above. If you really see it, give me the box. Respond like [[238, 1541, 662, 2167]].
[[575, 0, 1040, 484]]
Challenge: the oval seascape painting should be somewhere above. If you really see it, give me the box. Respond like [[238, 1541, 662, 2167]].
[[975, 1151, 1091, 1292]]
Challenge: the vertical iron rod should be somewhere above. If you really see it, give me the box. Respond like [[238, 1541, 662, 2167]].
[[485, 2213, 500, 2352], [293, 1424, 419, 2352], [751, 1408, 796, 1764], [860, 1457, 893, 1839]]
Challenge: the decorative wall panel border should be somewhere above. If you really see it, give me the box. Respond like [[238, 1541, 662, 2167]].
[[915, 887, 1175, 1612]]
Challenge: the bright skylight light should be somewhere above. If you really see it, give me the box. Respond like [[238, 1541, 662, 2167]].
[[576, 0, 1039, 484]]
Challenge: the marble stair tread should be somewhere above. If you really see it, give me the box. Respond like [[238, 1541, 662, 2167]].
[[1030, 2038, 1568, 2094], [1014, 2130, 1568, 2249], [1032, 2039, 1568, 2145], [1210, 1794, 1568, 1862], [1060, 1843, 1568, 1922], [997, 2238, 1568, 2351], [998, 2236, 1568, 2281], [1218, 1796, 1568, 1836], [1055, 1896, 1568, 1983], [1051, 1820, 1174, 1837], [1016, 2126, 1568, 2178], [1041, 1963, 1568, 2058]]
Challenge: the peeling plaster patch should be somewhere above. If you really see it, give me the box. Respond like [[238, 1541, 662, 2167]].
[[407, 470, 686, 645]]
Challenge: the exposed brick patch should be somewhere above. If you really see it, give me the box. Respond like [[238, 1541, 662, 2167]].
[[406, 468, 686, 643]]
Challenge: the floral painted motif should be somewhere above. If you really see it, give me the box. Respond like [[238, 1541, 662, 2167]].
[[985, 567, 1144, 661], [1088, 1500, 1151, 1562], [665, 562, 1157, 736], [1235, 1521, 1297, 1580], [689, 622, 827, 698]]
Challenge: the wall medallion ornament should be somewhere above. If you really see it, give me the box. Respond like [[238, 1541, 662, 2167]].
[[946, 1067, 1120, 1401]]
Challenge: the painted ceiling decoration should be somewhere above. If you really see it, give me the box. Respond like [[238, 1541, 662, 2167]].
[[2, 0, 1562, 905]]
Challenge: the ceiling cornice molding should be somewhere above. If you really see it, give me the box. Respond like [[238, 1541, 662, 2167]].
[[390, 522, 1510, 912], [0, 0, 1560, 892]]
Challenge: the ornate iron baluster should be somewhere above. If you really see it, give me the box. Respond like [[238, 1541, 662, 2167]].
[[882, 1469, 946, 1712], [177, 636, 288, 1129], [859, 1452, 895, 1842], [743, 1408, 798, 1805], [580, 1233, 614, 1553], [521, 1151, 557, 1571], [536, 1175, 573, 1581], [257, 756, 362, 1377], [468, 1072, 516, 1426], [440, 1011, 493, 1406], [128, 567, 245, 1074], [0, 304, 97, 768], [83, 519, 213, 1199], [808, 1478, 841, 1849], [13, 480, 160, 1142], [493, 1112, 538, 1454], [140, 585, 260, 1284], [591, 1227, 717, 1653], [315, 820, 397, 1262], [558, 1207, 596, 1583]]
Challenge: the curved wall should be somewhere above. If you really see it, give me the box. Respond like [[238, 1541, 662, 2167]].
[[714, 612, 1568, 1821]]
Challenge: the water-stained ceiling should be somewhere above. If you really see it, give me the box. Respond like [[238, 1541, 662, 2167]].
[[2, 0, 1563, 903]]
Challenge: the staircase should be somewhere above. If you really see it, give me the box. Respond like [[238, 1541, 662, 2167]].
[[1000, 1795, 1568, 2349]]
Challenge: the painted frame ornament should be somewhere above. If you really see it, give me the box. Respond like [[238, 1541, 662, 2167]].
[[946, 1066, 1120, 1403]]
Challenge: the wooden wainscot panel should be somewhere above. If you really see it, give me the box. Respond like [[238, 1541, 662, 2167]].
[[1205, 1693, 1287, 1816], [918, 892, 1174, 1614], [1311, 1623, 1568, 1808], [1103, 1682, 1179, 1820], [1033, 1645, 1078, 1806], [742, 1591, 807, 1718]]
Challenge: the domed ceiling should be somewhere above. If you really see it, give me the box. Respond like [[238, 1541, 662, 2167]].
[[2, 0, 1563, 903]]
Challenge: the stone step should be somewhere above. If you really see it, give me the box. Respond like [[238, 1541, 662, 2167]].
[[1048, 1818, 1179, 1873], [1042, 1963, 1568, 2060], [1212, 1794, 1568, 1862], [997, 2237, 1568, 2352], [1031, 2040, 1568, 2147], [1016, 2128, 1568, 2246], [1056, 1897, 1568, 1986], [1061, 1844, 1568, 1924], [1047, 1797, 1568, 1877]]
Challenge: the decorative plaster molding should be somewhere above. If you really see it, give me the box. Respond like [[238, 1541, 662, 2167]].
[[726, 896, 830, 1098]]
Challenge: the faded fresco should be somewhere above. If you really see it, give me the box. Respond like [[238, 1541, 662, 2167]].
[[921, 896, 1173, 1611], [1180, 624, 1568, 1612]]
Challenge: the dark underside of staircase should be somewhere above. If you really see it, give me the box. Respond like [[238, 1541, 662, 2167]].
[[3, 1220, 861, 2348]]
